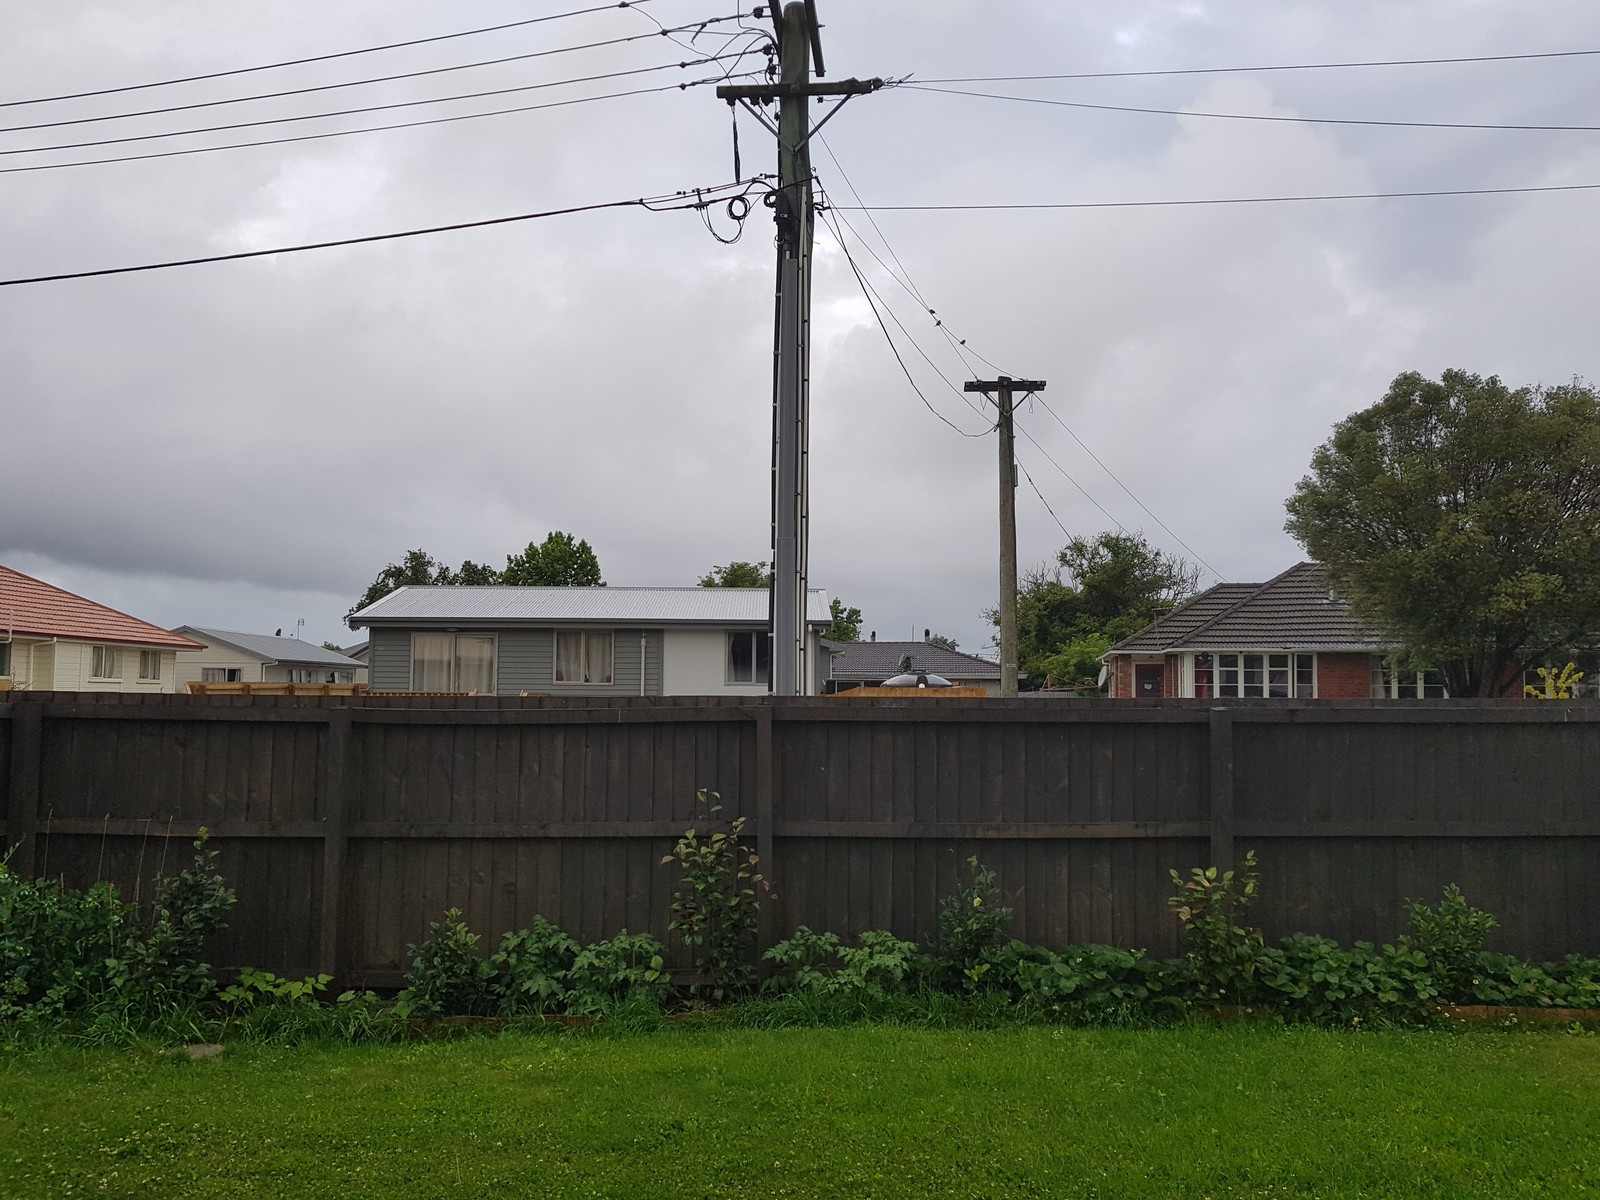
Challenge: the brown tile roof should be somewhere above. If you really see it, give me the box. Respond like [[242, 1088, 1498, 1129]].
[[0, 564, 203, 650], [1109, 563, 1392, 654]]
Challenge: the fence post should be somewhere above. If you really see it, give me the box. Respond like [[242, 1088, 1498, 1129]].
[[755, 703, 775, 956], [7, 700, 42, 878], [319, 708, 353, 984], [1208, 707, 1234, 868]]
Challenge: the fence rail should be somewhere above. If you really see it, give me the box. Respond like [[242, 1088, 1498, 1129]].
[[3, 692, 1597, 987]]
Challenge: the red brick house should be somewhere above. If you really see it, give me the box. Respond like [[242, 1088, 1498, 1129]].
[[1102, 562, 1455, 700]]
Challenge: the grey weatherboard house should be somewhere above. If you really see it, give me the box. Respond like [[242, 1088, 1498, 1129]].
[[348, 586, 833, 696]]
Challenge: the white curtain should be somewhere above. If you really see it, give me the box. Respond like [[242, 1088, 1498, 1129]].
[[412, 633, 453, 690], [584, 632, 613, 685], [456, 636, 495, 694], [555, 631, 583, 683]]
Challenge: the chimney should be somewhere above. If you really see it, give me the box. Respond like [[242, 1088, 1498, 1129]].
[[924, 628, 930, 641], [869, 631, 876, 641]]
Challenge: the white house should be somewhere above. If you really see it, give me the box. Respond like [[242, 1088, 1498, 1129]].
[[0, 563, 202, 693], [171, 627, 368, 689], [348, 586, 833, 696]]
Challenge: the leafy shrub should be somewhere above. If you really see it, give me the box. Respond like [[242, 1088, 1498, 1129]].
[[1398, 885, 1498, 1002], [490, 916, 579, 1015], [762, 928, 923, 1000], [1168, 852, 1265, 1003], [934, 856, 1013, 986], [566, 931, 670, 1015], [0, 832, 234, 1023], [397, 908, 498, 1018], [218, 968, 331, 1011], [661, 789, 768, 1001], [991, 940, 1180, 1023]]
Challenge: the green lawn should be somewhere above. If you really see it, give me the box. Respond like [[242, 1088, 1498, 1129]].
[[2, 1024, 1596, 1198]]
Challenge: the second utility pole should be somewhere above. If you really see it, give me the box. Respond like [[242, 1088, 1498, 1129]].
[[965, 375, 1046, 697]]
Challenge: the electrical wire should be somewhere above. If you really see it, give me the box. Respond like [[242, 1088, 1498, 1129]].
[[0, 16, 754, 135], [1013, 424, 1128, 533], [1028, 395, 1221, 578], [1014, 454, 1073, 540], [914, 47, 1600, 84], [817, 205, 993, 438], [831, 181, 1600, 211], [0, 0, 664, 109], [0, 72, 764, 175], [902, 84, 1600, 133], [2, 47, 763, 157], [0, 177, 772, 286]]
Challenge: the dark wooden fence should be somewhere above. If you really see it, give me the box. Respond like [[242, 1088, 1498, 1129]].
[[3, 693, 1597, 986]]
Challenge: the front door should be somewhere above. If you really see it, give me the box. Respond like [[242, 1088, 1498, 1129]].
[[1134, 664, 1163, 698]]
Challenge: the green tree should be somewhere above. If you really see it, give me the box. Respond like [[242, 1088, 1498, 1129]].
[[699, 561, 771, 587], [990, 532, 1199, 690], [502, 532, 605, 587], [453, 559, 501, 586], [1285, 369, 1600, 697], [825, 598, 863, 643], [348, 549, 456, 616], [926, 633, 959, 651]]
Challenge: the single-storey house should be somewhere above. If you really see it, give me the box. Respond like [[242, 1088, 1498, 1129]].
[[348, 586, 833, 696], [0, 563, 202, 692], [1103, 561, 1456, 700], [171, 627, 368, 689], [826, 638, 1007, 695]]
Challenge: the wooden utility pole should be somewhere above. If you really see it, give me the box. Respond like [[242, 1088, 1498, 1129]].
[[718, 4, 882, 696], [965, 376, 1047, 697]]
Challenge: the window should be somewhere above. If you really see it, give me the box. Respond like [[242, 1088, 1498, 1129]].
[[1372, 661, 1448, 699], [0, 642, 9, 678], [727, 630, 771, 684], [1211, 652, 1316, 698], [410, 633, 497, 693], [554, 630, 613, 685], [201, 667, 242, 683], [137, 650, 161, 681], [286, 668, 355, 684], [90, 645, 122, 680]]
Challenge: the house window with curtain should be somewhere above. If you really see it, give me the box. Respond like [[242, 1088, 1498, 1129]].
[[137, 650, 161, 681], [1372, 661, 1448, 699], [410, 633, 497, 693], [1193, 653, 1213, 699], [1211, 652, 1316, 698], [727, 630, 770, 684], [90, 645, 122, 680], [554, 630, 613, 685], [201, 667, 242, 683]]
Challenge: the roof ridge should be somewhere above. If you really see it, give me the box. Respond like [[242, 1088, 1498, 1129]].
[[1107, 580, 1258, 653], [1176, 562, 1311, 647]]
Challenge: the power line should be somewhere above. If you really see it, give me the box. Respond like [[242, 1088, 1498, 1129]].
[[1014, 423, 1128, 534], [0, 73, 763, 175], [832, 181, 1600, 211], [1014, 454, 1072, 540], [0, 178, 771, 286], [903, 84, 1600, 133], [0, 17, 760, 136], [0, 0, 664, 109], [817, 206, 993, 438], [914, 47, 1600, 84], [1027, 396, 1221, 578], [2, 48, 762, 157]]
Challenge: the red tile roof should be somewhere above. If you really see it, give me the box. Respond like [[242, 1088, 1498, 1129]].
[[0, 564, 203, 650]]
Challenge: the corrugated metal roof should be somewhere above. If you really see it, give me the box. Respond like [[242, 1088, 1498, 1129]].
[[830, 641, 1001, 679], [0, 564, 203, 650], [1109, 563, 1392, 653], [350, 586, 833, 627], [175, 627, 365, 667]]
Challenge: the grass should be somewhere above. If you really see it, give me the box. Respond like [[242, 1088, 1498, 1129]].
[[2, 1023, 1597, 1198]]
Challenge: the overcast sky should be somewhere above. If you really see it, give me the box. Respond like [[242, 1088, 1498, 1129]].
[[3, 0, 1598, 654]]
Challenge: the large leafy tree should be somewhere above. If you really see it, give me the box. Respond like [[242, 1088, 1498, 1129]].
[[349, 549, 459, 616], [1285, 369, 1600, 696], [502, 532, 605, 587], [991, 531, 1199, 689], [824, 598, 863, 643], [699, 561, 771, 587]]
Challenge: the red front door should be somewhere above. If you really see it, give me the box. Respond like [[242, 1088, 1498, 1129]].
[[1134, 664, 1163, 698]]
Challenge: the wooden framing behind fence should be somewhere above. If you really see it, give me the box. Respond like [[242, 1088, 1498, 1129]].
[[2, 693, 1598, 988]]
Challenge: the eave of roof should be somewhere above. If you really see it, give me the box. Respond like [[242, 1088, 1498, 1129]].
[[0, 564, 203, 650]]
